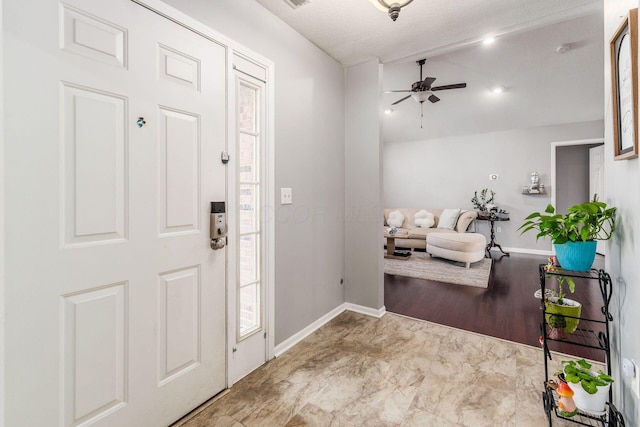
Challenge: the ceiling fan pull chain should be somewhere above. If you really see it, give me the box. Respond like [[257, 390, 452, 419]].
[[420, 103, 424, 129]]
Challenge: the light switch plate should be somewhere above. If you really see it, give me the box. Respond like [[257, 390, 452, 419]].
[[281, 188, 292, 205]]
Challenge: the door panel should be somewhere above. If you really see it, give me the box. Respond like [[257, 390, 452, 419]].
[[5, 0, 227, 425], [62, 83, 128, 246], [158, 107, 200, 235], [62, 283, 128, 425], [158, 266, 200, 385]]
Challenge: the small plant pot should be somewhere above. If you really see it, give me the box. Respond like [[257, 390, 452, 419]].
[[554, 241, 597, 272], [545, 297, 581, 333], [570, 378, 611, 415]]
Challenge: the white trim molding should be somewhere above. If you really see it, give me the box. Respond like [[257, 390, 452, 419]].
[[496, 247, 554, 256], [273, 303, 387, 357], [345, 303, 386, 318], [274, 304, 347, 357]]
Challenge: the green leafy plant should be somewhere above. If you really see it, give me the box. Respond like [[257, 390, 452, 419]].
[[555, 359, 614, 395], [518, 201, 616, 244]]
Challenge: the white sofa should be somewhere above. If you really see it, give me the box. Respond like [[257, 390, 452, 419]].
[[383, 208, 477, 250]]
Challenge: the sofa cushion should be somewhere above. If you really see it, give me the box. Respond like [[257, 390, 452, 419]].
[[437, 208, 461, 230], [387, 210, 405, 228], [414, 210, 435, 228]]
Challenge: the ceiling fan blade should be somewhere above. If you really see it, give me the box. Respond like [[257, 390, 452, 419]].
[[428, 94, 440, 103], [431, 83, 467, 91], [420, 77, 436, 90], [391, 95, 411, 105], [385, 90, 412, 93]]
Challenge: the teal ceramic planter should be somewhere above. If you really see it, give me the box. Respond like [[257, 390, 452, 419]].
[[554, 241, 597, 272]]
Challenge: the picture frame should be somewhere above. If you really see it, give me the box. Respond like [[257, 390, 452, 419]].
[[610, 8, 639, 160]]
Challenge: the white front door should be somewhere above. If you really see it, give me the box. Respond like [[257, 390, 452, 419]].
[[5, 0, 227, 425]]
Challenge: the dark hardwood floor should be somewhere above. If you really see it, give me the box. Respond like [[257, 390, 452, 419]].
[[384, 252, 606, 362]]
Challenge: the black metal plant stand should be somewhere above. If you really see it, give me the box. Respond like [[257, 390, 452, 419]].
[[538, 265, 625, 426]]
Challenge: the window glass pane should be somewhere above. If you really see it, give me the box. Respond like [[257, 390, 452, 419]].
[[239, 133, 256, 182], [238, 84, 256, 133], [239, 283, 259, 336], [239, 234, 258, 285], [239, 184, 257, 234]]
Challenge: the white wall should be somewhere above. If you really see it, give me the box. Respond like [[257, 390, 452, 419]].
[[345, 60, 384, 310], [604, 1, 640, 423], [161, 0, 346, 345], [383, 120, 604, 253]]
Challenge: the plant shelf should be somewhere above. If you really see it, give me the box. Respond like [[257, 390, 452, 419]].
[[538, 264, 625, 426], [542, 387, 625, 426]]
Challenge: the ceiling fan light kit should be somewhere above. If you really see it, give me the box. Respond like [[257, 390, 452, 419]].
[[368, 0, 414, 21], [386, 58, 467, 127]]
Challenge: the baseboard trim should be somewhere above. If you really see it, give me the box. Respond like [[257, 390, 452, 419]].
[[273, 302, 386, 357], [345, 303, 386, 318], [274, 303, 347, 357], [498, 247, 553, 256]]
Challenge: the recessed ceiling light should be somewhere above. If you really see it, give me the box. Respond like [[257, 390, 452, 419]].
[[482, 37, 496, 45], [491, 86, 504, 94], [384, 108, 394, 115]]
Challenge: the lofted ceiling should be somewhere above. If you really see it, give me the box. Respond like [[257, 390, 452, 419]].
[[254, 0, 602, 66], [255, 0, 604, 141]]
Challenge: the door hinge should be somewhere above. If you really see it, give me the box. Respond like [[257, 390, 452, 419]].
[[264, 332, 267, 339], [232, 346, 237, 353], [221, 151, 230, 164]]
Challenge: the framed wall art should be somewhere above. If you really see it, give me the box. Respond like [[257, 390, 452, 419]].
[[610, 8, 639, 160]]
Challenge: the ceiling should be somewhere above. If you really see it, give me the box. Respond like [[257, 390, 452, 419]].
[[255, 0, 604, 141], [254, 0, 602, 66]]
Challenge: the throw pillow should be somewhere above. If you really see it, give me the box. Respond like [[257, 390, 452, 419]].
[[414, 210, 435, 228], [437, 208, 461, 230], [387, 210, 405, 228]]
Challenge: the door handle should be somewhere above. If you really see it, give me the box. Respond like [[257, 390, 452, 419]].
[[210, 202, 227, 250]]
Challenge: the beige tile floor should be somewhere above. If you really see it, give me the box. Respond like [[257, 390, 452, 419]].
[[176, 311, 598, 427]]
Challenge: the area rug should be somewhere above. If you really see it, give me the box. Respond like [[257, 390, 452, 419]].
[[384, 252, 492, 288]]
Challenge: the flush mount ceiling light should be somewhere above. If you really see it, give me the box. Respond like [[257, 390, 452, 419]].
[[491, 86, 505, 94], [368, 0, 414, 21], [482, 36, 496, 45]]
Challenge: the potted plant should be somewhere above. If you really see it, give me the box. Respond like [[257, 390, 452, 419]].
[[555, 359, 614, 415], [519, 201, 616, 271], [471, 188, 509, 219], [471, 188, 495, 214], [540, 263, 580, 339]]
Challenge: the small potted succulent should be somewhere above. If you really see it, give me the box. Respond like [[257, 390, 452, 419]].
[[519, 201, 616, 271], [555, 359, 614, 415]]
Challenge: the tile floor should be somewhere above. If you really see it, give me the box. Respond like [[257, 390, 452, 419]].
[[177, 311, 598, 427]]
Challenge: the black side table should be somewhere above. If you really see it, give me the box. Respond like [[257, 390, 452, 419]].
[[476, 214, 510, 257]]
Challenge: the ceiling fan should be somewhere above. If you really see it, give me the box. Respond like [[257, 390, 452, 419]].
[[386, 59, 467, 127]]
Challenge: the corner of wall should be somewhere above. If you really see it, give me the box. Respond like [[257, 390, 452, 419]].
[[344, 59, 385, 311]]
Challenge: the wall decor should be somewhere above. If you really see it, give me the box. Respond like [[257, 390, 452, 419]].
[[610, 8, 639, 160]]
